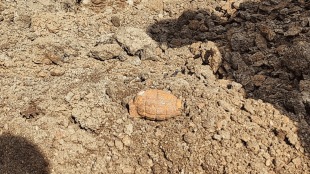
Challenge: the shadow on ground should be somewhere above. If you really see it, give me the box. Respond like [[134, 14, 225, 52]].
[[147, 0, 310, 154], [0, 133, 50, 174]]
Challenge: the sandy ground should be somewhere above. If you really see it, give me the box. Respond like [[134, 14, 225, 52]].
[[0, 0, 309, 173]]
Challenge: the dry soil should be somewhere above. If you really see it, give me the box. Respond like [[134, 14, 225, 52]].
[[0, 0, 309, 173]]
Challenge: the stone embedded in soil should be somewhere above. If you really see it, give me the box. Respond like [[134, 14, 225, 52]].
[[115, 139, 124, 150], [202, 41, 222, 73], [114, 27, 158, 60], [146, 0, 164, 12], [126, 56, 141, 66], [213, 134, 222, 141], [243, 100, 255, 114], [89, 43, 123, 61], [218, 100, 234, 112], [124, 124, 133, 135], [284, 26, 302, 36], [111, 16, 121, 27], [258, 24, 276, 41], [230, 32, 254, 52], [45, 52, 62, 65], [219, 130, 231, 140], [122, 135, 131, 146], [50, 68, 65, 76]]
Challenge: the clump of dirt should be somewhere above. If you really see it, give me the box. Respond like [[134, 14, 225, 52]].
[[0, 0, 309, 173]]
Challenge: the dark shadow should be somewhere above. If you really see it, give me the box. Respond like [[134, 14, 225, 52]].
[[147, 0, 310, 154], [0, 133, 50, 174]]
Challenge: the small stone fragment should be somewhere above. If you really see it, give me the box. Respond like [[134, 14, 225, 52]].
[[90, 44, 123, 61], [114, 27, 157, 56], [292, 157, 301, 167], [255, 34, 267, 50], [243, 100, 255, 114], [50, 68, 65, 76], [188, 20, 200, 30], [213, 134, 222, 141], [65, 92, 74, 102], [183, 132, 196, 144], [127, 56, 141, 66], [45, 52, 62, 65], [37, 71, 49, 77], [252, 74, 266, 87], [111, 16, 121, 27], [219, 130, 231, 140], [201, 41, 222, 73], [286, 132, 298, 146], [218, 100, 233, 112], [114, 139, 124, 150], [122, 135, 131, 146], [258, 24, 276, 41], [124, 124, 133, 135], [230, 32, 254, 52], [284, 26, 302, 36]]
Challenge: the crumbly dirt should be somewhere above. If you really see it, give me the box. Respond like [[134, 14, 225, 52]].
[[0, 0, 309, 173]]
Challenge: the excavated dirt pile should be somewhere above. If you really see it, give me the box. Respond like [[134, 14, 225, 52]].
[[0, 0, 309, 173]]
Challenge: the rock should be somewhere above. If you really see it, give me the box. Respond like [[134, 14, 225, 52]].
[[283, 41, 310, 76], [255, 34, 267, 50], [126, 56, 141, 66], [89, 44, 123, 61], [230, 32, 254, 52], [45, 52, 62, 65], [183, 132, 196, 144], [266, 159, 272, 166], [80, 0, 91, 4], [146, 0, 164, 12], [50, 68, 65, 76], [114, 27, 158, 60], [65, 92, 74, 102], [252, 74, 266, 87], [122, 135, 131, 146], [286, 132, 298, 146], [243, 100, 255, 114], [218, 100, 234, 112], [213, 134, 222, 141], [284, 26, 302, 36], [106, 82, 132, 102], [292, 157, 302, 167], [188, 20, 200, 30], [124, 124, 133, 135], [168, 78, 190, 96], [258, 24, 276, 41], [299, 80, 310, 92], [121, 165, 134, 174], [114, 139, 124, 150], [219, 130, 231, 140], [201, 41, 223, 73], [111, 16, 121, 27]]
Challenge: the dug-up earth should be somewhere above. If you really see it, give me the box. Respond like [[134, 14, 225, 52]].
[[0, 0, 309, 173]]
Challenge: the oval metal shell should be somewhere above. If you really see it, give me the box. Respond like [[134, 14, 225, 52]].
[[129, 89, 182, 120]]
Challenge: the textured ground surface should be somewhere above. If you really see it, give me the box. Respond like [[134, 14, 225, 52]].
[[0, 0, 309, 173]]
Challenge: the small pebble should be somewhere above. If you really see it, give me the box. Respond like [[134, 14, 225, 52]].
[[213, 134, 222, 141], [111, 16, 121, 27], [50, 68, 65, 76], [122, 135, 131, 146], [115, 139, 124, 150], [124, 123, 133, 135], [65, 92, 74, 102]]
